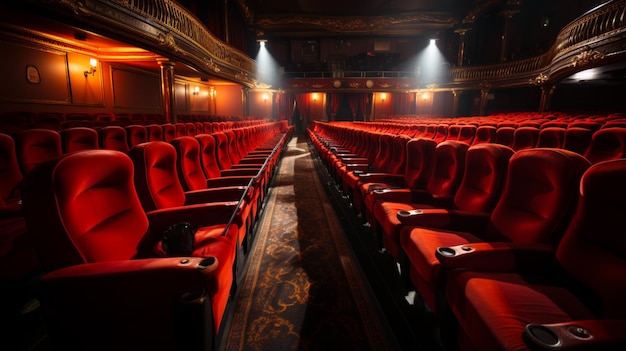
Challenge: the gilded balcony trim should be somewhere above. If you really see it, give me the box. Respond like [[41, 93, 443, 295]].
[[30, 0, 258, 87]]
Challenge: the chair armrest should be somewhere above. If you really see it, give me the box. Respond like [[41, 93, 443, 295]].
[[37, 257, 218, 350], [357, 173, 405, 185], [346, 164, 370, 172], [184, 187, 246, 204], [146, 202, 238, 233], [206, 176, 253, 188], [524, 320, 626, 350], [435, 241, 556, 272], [219, 169, 259, 177], [397, 208, 489, 230]]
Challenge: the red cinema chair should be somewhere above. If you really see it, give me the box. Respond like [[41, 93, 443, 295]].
[[400, 148, 590, 316], [22, 149, 237, 350], [98, 126, 129, 152], [60, 127, 99, 153], [442, 158, 626, 351], [584, 127, 626, 164], [125, 124, 148, 147], [15, 128, 62, 175]]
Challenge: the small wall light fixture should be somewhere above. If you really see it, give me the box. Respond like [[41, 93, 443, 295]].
[[312, 93, 318, 102], [381, 92, 387, 102], [262, 93, 269, 102], [84, 58, 97, 77], [193, 86, 200, 96]]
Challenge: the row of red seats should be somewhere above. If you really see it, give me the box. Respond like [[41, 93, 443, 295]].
[[308, 121, 626, 350], [0, 111, 267, 134], [1, 121, 292, 350]]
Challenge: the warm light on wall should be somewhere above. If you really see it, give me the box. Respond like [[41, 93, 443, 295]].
[[84, 58, 97, 77], [421, 92, 430, 100], [209, 87, 216, 98], [262, 93, 269, 102], [381, 93, 387, 102], [312, 93, 318, 102], [193, 86, 200, 96]]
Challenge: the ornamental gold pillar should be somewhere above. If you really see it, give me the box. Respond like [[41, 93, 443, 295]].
[[158, 59, 176, 123]]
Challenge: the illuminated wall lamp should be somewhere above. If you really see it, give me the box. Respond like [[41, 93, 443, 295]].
[[193, 86, 200, 96], [84, 58, 97, 77]]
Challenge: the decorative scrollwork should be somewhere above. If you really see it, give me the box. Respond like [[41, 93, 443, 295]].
[[158, 32, 182, 54], [571, 49, 605, 67], [529, 73, 549, 85]]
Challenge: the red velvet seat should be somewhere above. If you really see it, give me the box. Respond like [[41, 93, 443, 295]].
[[15, 128, 62, 175], [175, 123, 187, 137], [98, 126, 129, 152], [495, 126, 515, 147], [60, 127, 99, 153], [537, 127, 566, 148], [373, 143, 511, 262], [125, 124, 148, 147], [0, 133, 41, 284], [171, 136, 259, 250], [146, 124, 164, 141], [471, 125, 496, 145], [162, 123, 177, 142], [511, 126, 539, 151], [563, 127, 593, 155], [21, 149, 236, 350], [400, 148, 590, 315], [442, 158, 626, 351], [584, 127, 626, 164]]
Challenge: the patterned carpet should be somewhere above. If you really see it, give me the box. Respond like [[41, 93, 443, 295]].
[[221, 135, 397, 351]]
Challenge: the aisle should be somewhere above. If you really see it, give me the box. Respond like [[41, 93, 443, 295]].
[[220, 135, 397, 351]]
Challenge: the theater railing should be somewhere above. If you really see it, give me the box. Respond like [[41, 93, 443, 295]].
[[449, 0, 626, 88], [29, 0, 257, 86]]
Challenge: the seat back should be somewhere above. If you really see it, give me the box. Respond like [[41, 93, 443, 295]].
[[454, 144, 514, 212], [98, 126, 129, 152], [125, 125, 148, 147], [185, 123, 197, 136], [495, 127, 515, 147], [224, 130, 242, 165], [433, 124, 448, 143], [170, 136, 207, 191], [60, 127, 99, 153], [213, 132, 234, 170], [457, 125, 477, 145], [175, 123, 186, 137], [0, 133, 23, 205], [128, 141, 186, 212], [162, 124, 176, 142], [425, 140, 469, 197], [584, 127, 626, 164], [556, 159, 626, 319], [404, 138, 436, 191], [563, 127, 593, 155], [22, 150, 150, 272], [386, 134, 410, 174], [486, 148, 591, 244], [537, 127, 565, 148], [472, 126, 497, 145], [146, 124, 163, 141], [196, 134, 222, 179], [15, 128, 63, 174], [511, 126, 539, 151]]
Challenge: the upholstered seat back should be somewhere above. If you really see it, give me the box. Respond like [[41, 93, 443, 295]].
[[162, 123, 176, 142], [213, 132, 234, 170], [22, 150, 150, 272], [98, 126, 129, 152], [472, 125, 497, 145], [196, 134, 222, 179], [425, 140, 469, 196], [537, 127, 566, 148], [486, 148, 591, 244], [563, 127, 592, 155], [60, 127, 99, 153], [15, 128, 63, 175], [511, 126, 539, 151], [457, 125, 477, 145], [129, 141, 186, 212], [171, 136, 207, 191], [584, 127, 626, 164], [125, 125, 148, 147], [404, 138, 436, 191], [556, 159, 626, 318], [454, 144, 514, 212], [387, 134, 410, 174]]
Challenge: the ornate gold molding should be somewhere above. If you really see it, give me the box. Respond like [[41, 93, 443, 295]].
[[255, 12, 455, 33], [529, 73, 549, 86], [571, 49, 606, 68]]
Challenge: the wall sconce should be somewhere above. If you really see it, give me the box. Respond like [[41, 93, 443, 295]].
[[381, 92, 387, 102], [262, 93, 269, 102], [421, 92, 430, 100], [84, 58, 97, 77], [312, 93, 318, 102], [193, 86, 200, 96]]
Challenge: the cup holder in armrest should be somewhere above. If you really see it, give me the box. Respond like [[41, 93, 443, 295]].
[[524, 324, 560, 348], [397, 209, 423, 217], [437, 247, 457, 257], [197, 257, 216, 270]]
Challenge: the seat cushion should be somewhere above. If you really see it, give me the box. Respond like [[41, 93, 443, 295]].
[[446, 270, 595, 351]]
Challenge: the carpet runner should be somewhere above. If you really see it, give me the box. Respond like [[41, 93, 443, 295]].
[[221, 135, 397, 351]]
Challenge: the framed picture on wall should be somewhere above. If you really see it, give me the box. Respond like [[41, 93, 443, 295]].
[[26, 65, 40, 84]]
